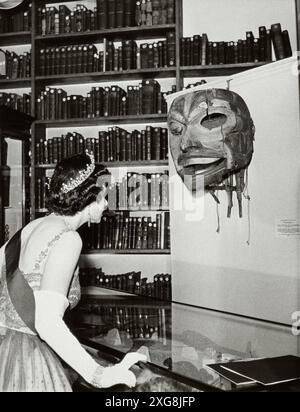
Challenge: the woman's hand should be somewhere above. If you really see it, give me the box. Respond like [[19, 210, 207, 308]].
[[92, 352, 147, 389]]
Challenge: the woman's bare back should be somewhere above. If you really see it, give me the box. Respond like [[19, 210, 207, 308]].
[[18, 215, 69, 275]]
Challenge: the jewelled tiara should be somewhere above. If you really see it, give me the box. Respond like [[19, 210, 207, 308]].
[[61, 151, 95, 194]]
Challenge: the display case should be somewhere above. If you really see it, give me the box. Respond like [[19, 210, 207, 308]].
[[67, 293, 300, 392], [0, 105, 33, 246]]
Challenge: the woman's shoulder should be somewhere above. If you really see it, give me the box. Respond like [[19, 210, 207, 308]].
[[22, 217, 82, 255]]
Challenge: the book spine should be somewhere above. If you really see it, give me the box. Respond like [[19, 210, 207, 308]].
[[271, 23, 285, 60]]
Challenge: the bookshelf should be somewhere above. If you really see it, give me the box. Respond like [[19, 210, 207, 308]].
[[1, 0, 297, 302], [0, 31, 31, 46]]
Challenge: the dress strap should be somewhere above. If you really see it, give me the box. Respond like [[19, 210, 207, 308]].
[[33, 228, 71, 273], [5, 229, 37, 333]]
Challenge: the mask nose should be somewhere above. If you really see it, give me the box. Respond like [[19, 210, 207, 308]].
[[180, 131, 192, 153], [180, 129, 203, 153]]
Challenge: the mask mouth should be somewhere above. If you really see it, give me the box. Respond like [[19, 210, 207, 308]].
[[178, 151, 224, 168]]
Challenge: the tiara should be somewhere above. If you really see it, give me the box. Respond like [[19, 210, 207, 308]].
[[61, 151, 95, 194]]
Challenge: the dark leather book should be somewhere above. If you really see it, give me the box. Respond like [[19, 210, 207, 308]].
[[156, 41, 163, 67], [180, 38, 186, 66], [237, 39, 243, 63], [271, 23, 285, 60], [282, 30, 293, 57], [140, 0, 147, 25], [167, 31, 176, 67], [167, 0, 175, 24], [123, 40, 135, 70], [37, 7, 43, 34], [246, 31, 254, 62], [185, 37, 191, 66], [152, 42, 159, 68], [148, 44, 154, 68], [59, 5, 70, 34], [201, 33, 209, 65], [253, 38, 260, 62], [212, 42, 218, 65], [145, 125, 152, 160], [136, 132, 142, 161], [135, 1, 142, 26], [108, 0, 116, 28], [160, 0, 168, 24], [135, 218, 143, 249], [140, 43, 149, 68], [144, 0, 152, 26], [124, 0, 134, 27], [142, 79, 157, 114], [265, 29, 272, 61], [165, 211, 170, 249], [227, 41, 235, 64], [218, 41, 225, 64], [97, 0, 108, 29], [153, 127, 161, 160], [91, 9, 97, 31], [259, 26, 267, 61], [161, 128, 168, 160], [39, 49, 46, 76], [151, 0, 160, 25], [193, 35, 202, 66], [116, 0, 124, 27]]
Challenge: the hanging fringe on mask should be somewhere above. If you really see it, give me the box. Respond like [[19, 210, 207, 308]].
[[242, 168, 251, 245], [216, 191, 220, 234]]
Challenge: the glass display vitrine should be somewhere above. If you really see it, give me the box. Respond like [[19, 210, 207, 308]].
[[67, 293, 300, 392], [0, 105, 33, 247]]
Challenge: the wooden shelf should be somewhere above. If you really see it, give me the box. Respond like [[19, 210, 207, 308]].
[[181, 62, 269, 77], [35, 68, 176, 86], [34, 114, 167, 128], [0, 78, 31, 89], [35, 160, 169, 168], [35, 25, 176, 45], [81, 249, 171, 255], [80, 291, 171, 308], [0, 32, 31, 46], [35, 208, 169, 213]]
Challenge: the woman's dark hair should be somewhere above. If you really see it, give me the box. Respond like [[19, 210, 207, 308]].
[[46, 152, 110, 216]]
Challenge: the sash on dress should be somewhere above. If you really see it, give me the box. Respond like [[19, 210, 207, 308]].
[[5, 229, 37, 333]]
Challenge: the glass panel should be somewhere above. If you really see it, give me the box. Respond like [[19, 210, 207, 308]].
[[1, 136, 24, 242], [68, 295, 299, 391]]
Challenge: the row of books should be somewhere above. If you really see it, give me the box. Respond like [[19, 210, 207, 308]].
[[135, 0, 175, 27], [36, 81, 172, 120], [0, 92, 31, 116], [78, 211, 171, 251], [106, 172, 169, 210], [0, 4, 31, 33], [105, 33, 176, 71], [80, 268, 172, 301], [36, 171, 169, 211], [35, 127, 168, 165], [37, 0, 175, 35], [180, 24, 292, 66], [0, 49, 31, 79], [79, 302, 170, 342], [38, 33, 175, 76], [39, 44, 103, 76]]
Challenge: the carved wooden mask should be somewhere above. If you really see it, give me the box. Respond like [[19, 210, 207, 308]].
[[168, 88, 255, 191]]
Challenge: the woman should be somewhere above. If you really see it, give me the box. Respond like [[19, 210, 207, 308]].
[[0, 151, 146, 392]]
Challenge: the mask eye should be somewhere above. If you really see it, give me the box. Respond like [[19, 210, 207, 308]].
[[169, 120, 185, 136]]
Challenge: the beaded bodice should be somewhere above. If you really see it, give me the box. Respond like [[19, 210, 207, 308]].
[[0, 228, 81, 336]]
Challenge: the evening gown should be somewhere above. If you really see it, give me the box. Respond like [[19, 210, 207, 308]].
[[0, 227, 81, 392]]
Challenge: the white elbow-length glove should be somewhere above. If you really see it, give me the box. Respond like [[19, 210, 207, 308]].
[[34, 290, 147, 388]]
